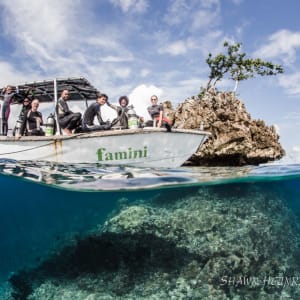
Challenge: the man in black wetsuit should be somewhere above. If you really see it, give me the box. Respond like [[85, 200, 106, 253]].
[[56, 89, 81, 135], [82, 93, 112, 131], [19, 99, 44, 136]]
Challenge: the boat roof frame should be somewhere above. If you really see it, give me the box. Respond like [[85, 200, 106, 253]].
[[1, 77, 100, 104]]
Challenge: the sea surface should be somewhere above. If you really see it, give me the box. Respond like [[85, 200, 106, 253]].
[[0, 159, 300, 299]]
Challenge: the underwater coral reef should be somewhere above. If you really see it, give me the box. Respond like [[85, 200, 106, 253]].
[[9, 184, 300, 299]]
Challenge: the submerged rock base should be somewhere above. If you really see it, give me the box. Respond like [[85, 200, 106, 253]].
[[9, 184, 300, 299]]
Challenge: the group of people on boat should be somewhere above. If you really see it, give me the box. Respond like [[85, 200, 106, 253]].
[[0, 85, 44, 136], [56, 91, 140, 135], [0, 85, 171, 137]]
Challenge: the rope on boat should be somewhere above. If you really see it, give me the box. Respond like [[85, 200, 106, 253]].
[[0, 141, 54, 156]]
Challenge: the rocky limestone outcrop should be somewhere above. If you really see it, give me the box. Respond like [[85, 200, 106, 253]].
[[164, 89, 285, 166]]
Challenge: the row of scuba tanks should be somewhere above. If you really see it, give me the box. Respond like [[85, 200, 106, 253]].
[[14, 108, 140, 136]]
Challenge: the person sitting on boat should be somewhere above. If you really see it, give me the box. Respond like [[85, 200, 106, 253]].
[[56, 89, 82, 135], [1, 85, 20, 136], [147, 95, 171, 131], [108, 95, 144, 129], [82, 93, 112, 131], [12, 97, 32, 136], [19, 99, 44, 136]]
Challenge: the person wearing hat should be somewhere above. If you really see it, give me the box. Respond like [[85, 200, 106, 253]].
[[108, 96, 130, 128], [108, 95, 144, 129]]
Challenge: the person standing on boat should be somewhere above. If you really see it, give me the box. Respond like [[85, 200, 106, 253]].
[[56, 89, 82, 135], [19, 99, 44, 136], [147, 95, 171, 131], [82, 93, 112, 131], [1, 85, 18, 135], [12, 97, 32, 136]]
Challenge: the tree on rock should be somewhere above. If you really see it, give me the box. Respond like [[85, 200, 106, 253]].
[[206, 41, 284, 92]]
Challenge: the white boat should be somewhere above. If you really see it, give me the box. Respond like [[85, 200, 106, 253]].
[[0, 78, 210, 168], [0, 128, 209, 168]]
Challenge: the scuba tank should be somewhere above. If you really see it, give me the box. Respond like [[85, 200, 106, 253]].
[[127, 107, 138, 129], [45, 113, 55, 136], [14, 118, 23, 136]]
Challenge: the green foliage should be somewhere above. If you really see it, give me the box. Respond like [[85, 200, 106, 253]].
[[198, 86, 207, 99], [205, 41, 284, 92]]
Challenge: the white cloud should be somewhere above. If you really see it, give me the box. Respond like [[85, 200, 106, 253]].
[[231, 0, 244, 4], [254, 29, 300, 65], [100, 55, 134, 63], [0, 0, 89, 73], [0, 61, 38, 86], [86, 37, 122, 50], [273, 124, 280, 135], [284, 113, 300, 121], [140, 69, 150, 77], [200, 0, 220, 9], [278, 72, 300, 95], [191, 6, 220, 30], [0, 0, 221, 102], [164, 0, 220, 30], [159, 40, 187, 56], [1, 0, 80, 50], [188, 30, 224, 56], [163, 0, 190, 26], [109, 0, 148, 13], [112, 67, 132, 79], [0, 0, 145, 99], [147, 73, 206, 104], [179, 78, 206, 90], [192, 0, 221, 30], [21, 32, 57, 62], [289, 146, 300, 163]]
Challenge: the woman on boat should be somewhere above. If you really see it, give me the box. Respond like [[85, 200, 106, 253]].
[[147, 95, 171, 131], [56, 89, 82, 135], [19, 99, 44, 136], [12, 97, 32, 136]]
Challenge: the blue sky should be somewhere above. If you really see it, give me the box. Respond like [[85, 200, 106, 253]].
[[0, 0, 300, 161]]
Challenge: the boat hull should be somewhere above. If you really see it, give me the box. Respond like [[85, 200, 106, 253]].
[[0, 128, 209, 168]]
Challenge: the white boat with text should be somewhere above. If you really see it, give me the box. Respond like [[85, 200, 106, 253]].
[[0, 78, 210, 168]]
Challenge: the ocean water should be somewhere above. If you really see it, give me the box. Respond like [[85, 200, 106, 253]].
[[0, 160, 300, 299]]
